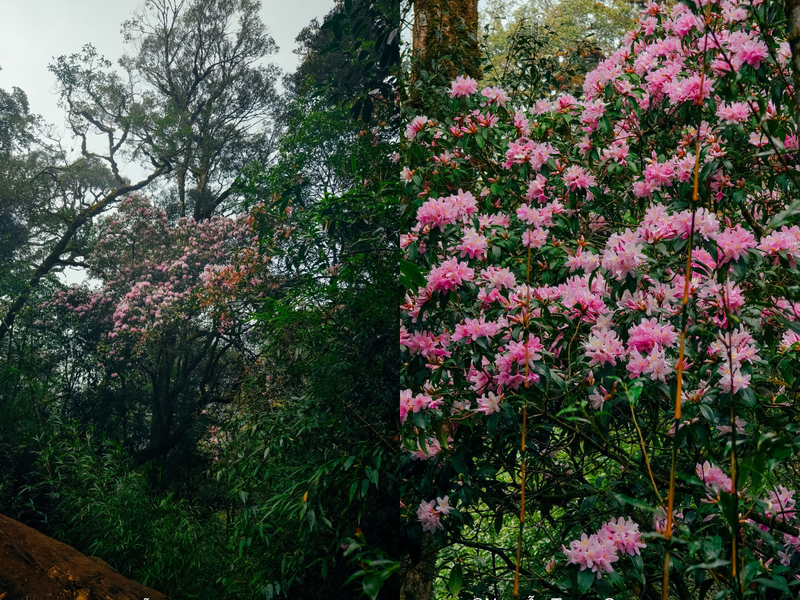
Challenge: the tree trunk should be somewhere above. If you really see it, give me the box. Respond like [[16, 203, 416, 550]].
[[0, 513, 170, 600], [411, 0, 480, 84], [400, 534, 438, 600]]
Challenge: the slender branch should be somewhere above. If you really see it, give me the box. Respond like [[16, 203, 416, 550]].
[[0, 164, 169, 345]]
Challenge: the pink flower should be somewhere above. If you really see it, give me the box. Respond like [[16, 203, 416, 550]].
[[580, 99, 607, 131], [716, 225, 756, 264], [555, 94, 579, 113], [716, 101, 750, 125], [562, 533, 619, 578], [456, 228, 488, 259], [522, 228, 548, 249], [584, 328, 625, 366], [525, 174, 549, 203], [449, 75, 478, 98], [565, 249, 600, 273], [749, 131, 768, 148], [436, 496, 452, 515], [400, 390, 412, 424], [601, 230, 646, 280], [626, 349, 650, 379], [672, 11, 700, 37], [427, 258, 475, 293], [780, 330, 800, 351], [562, 165, 597, 191], [477, 391, 503, 414], [737, 39, 769, 69], [410, 393, 431, 413], [696, 461, 732, 494], [480, 266, 517, 290], [406, 115, 429, 141], [717, 364, 751, 394], [409, 437, 442, 460], [598, 517, 647, 556], [417, 500, 444, 533], [653, 507, 683, 535], [766, 486, 797, 521], [627, 318, 678, 353], [480, 86, 510, 106], [416, 198, 459, 231], [664, 73, 714, 105], [452, 316, 499, 342], [716, 415, 748, 435]]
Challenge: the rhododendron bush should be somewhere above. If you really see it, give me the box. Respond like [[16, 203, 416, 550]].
[[39, 195, 270, 463], [400, 0, 800, 597]]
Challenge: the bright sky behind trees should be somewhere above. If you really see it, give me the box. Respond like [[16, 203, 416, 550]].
[[0, 0, 332, 130]]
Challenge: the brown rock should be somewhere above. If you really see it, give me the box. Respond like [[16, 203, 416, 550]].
[[0, 513, 170, 600]]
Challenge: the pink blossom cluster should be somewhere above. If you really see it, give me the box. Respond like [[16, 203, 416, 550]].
[[399, 0, 800, 572], [562, 517, 646, 579], [415, 189, 478, 231], [416, 496, 452, 533], [42, 195, 266, 364], [766, 486, 797, 522], [449, 75, 478, 98], [696, 460, 732, 497]]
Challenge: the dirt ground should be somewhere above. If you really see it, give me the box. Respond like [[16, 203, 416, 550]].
[[0, 514, 170, 600]]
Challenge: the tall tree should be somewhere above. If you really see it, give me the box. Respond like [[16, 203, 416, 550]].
[[51, 0, 281, 222], [411, 0, 481, 83], [1, 0, 281, 346], [0, 78, 164, 347]]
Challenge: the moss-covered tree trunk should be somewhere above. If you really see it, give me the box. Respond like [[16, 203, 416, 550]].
[[411, 0, 480, 84], [400, 533, 439, 600]]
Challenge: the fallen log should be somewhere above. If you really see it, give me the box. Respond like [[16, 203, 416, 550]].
[[0, 513, 170, 600]]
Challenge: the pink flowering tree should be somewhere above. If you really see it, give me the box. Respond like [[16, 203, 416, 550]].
[[400, 0, 800, 597], [41, 195, 270, 464]]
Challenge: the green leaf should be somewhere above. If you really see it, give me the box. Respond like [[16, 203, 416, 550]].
[[775, 314, 800, 337], [686, 558, 730, 571], [698, 579, 714, 600], [448, 564, 463, 596], [753, 577, 790, 593], [612, 493, 656, 513], [365, 467, 379, 487], [400, 258, 427, 290], [578, 567, 595, 593], [494, 511, 503, 534], [363, 574, 383, 600], [719, 492, 739, 532], [627, 382, 644, 404], [349, 481, 358, 503], [769, 198, 800, 229]]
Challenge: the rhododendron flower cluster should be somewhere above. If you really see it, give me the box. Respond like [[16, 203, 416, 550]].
[[562, 518, 646, 579], [41, 195, 269, 363], [416, 496, 453, 533], [400, 0, 800, 594]]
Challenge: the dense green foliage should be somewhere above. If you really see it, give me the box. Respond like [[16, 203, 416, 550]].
[[0, 1, 399, 598], [400, 1, 800, 598]]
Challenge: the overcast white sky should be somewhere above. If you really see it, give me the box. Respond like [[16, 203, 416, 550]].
[[0, 0, 335, 129]]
